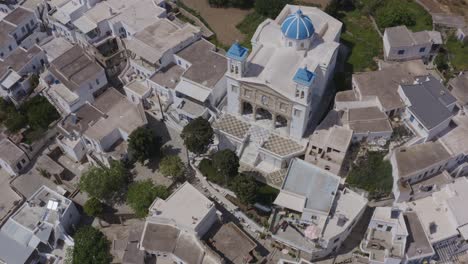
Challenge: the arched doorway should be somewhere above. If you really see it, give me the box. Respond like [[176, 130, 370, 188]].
[[242, 101, 253, 115], [275, 115, 288, 128], [256, 107, 272, 121]]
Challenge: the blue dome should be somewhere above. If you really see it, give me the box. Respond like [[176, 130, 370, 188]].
[[281, 10, 315, 40]]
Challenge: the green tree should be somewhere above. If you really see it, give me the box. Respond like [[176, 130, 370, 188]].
[[159, 155, 186, 182], [346, 151, 393, 198], [126, 180, 169, 218], [73, 226, 112, 264], [128, 127, 162, 164], [231, 174, 257, 204], [22, 96, 59, 130], [181, 117, 214, 155], [375, 1, 415, 29], [255, 0, 292, 18], [212, 149, 239, 184], [434, 52, 449, 72], [83, 197, 104, 217], [4, 111, 27, 132], [29, 74, 39, 89], [79, 161, 128, 202]]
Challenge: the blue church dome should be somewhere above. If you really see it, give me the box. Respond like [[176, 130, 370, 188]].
[[281, 10, 315, 40]]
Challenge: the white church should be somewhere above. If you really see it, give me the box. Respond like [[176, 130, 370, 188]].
[[214, 5, 342, 176]]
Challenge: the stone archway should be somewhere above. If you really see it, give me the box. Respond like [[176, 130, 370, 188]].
[[256, 107, 273, 121], [275, 115, 288, 128], [242, 101, 253, 115]]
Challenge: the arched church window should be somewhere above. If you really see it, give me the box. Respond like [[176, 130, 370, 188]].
[[235, 66, 239, 74], [301, 91, 305, 99]]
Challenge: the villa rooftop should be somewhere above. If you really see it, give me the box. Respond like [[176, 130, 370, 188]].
[[149, 182, 215, 230], [343, 107, 392, 133], [352, 60, 428, 111], [176, 39, 227, 88], [49, 46, 103, 91], [394, 142, 451, 179], [4, 6, 33, 26], [150, 63, 184, 90], [404, 212, 434, 260], [275, 159, 340, 214]]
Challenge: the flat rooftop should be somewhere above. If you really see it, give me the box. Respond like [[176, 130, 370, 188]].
[[0, 45, 42, 77], [40, 37, 73, 61], [127, 19, 200, 64], [449, 72, 468, 105], [84, 88, 147, 141], [277, 158, 340, 213], [177, 39, 227, 88], [49, 45, 103, 91], [207, 222, 256, 264], [438, 114, 468, 156], [353, 60, 428, 111], [149, 182, 215, 230], [11, 185, 72, 230], [394, 142, 451, 179], [125, 79, 150, 97], [344, 107, 393, 133], [150, 63, 184, 90], [60, 103, 104, 135], [404, 212, 434, 259], [4, 6, 33, 26], [141, 222, 179, 253], [0, 138, 25, 165]]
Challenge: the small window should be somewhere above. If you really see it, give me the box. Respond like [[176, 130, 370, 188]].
[[96, 79, 100, 85], [386, 226, 392, 232], [21, 159, 26, 163], [8, 45, 12, 51], [398, 50, 405, 55], [231, 85, 238, 93], [333, 237, 340, 244], [419, 47, 426, 53], [89, 83, 93, 89], [13, 33, 17, 39], [288, 41, 292, 47], [294, 109, 301, 117], [0, 53, 3, 57], [311, 215, 317, 220], [30, 20, 34, 26], [377, 224, 384, 228], [32, 65, 36, 70], [178, 60, 181, 65], [21, 27, 25, 33]]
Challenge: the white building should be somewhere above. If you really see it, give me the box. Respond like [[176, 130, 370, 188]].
[[0, 6, 39, 59], [0, 45, 47, 105], [391, 142, 453, 203], [0, 185, 80, 264], [361, 207, 409, 264], [224, 5, 341, 140], [404, 177, 468, 263], [0, 138, 29, 176], [123, 19, 201, 78], [305, 125, 353, 176], [42, 45, 108, 115], [49, 0, 100, 43], [398, 76, 456, 143], [272, 158, 367, 260], [139, 182, 223, 264], [71, 0, 166, 47], [383, 26, 442, 62], [56, 88, 147, 166]]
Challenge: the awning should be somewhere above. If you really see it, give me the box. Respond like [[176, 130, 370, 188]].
[[73, 16, 97, 34], [175, 80, 210, 103], [273, 191, 306, 213]]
